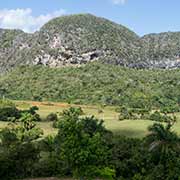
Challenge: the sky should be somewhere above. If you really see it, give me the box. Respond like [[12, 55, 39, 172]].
[[0, 0, 180, 36]]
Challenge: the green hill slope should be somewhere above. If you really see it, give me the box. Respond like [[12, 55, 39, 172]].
[[0, 62, 180, 109]]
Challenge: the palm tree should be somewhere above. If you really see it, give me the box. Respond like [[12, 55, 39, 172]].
[[145, 123, 180, 178], [146, 122, 180, 174], [146, 123, 180, 155]]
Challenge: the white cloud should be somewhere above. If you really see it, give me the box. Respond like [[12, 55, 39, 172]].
[[112, 0, 127, 5], [0, 8, 66, 33]]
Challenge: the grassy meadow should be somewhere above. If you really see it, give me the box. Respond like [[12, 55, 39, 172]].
[[1, 100, 180, 138]]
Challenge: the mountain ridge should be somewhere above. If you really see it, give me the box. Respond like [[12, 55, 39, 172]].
[[0, 13, 180, 73]]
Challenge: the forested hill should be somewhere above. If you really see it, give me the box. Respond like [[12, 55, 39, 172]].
[[0, 62, 180, 109], [0, 14, 180, 73]]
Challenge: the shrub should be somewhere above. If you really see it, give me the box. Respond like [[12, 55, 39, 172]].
[[160, 105, 180, 114], [46, 113, 58, 121], [119, 106, 136, 120], [149, 111, 163, 122], [0, 99, 20, 121], [149, 111, 176, 123], [20, 106, 41, 121]]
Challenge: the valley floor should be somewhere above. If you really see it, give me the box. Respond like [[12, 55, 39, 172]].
[[1, 100, 180, 138]]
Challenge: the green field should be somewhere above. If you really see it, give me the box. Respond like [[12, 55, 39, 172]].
[[1, 100, 180, 138]]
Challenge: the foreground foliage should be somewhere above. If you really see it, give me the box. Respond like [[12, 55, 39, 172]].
[[0, 99, 41, 122], [0, 111, 43, 179], [0, 107, 180, 179], [55, 107, 114, 179]]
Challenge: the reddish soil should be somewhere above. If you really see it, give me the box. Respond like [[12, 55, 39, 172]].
[[19, 100, 97, 109]]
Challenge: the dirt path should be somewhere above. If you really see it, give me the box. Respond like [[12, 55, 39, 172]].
[[16, 100, 100, 109]]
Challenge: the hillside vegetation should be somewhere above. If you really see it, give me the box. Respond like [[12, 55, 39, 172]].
[[0, 62, 180, 109]]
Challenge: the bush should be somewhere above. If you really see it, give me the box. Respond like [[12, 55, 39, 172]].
[[149, 111, 176, 123], [0, 99, 20, 121], [160, 105, 180, 114], [149, 111, 163, 122], [46, 113, 58, 121], [0, 143, 40, 180], [98, 109, 103, 114], [118, 106, 136, 120], [20, 106, 41, 121]]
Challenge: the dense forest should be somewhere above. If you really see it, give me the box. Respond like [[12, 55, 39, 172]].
[[1, 62, 180, 111]]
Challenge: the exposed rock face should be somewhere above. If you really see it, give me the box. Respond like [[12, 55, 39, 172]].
[[33, 36, 103, 67], [140, 32, 180, 68], [0, 14, 180, 73], [30, 14, 141, 69]]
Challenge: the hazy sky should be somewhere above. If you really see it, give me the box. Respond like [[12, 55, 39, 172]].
[[0, 0, 180, 36]]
